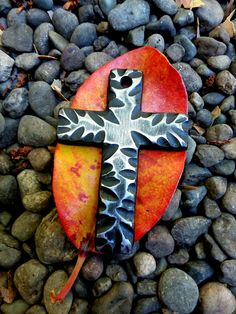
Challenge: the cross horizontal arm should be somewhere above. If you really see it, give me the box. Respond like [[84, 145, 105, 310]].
[[134, 112, 188, 149], [57, 108, 109, 144]]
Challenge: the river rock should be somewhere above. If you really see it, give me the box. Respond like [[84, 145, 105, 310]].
[[173, 62, 202, 93], [216, 70, 236, 95], [52, 8, 78, 40], [14, 259, 48, 304], [195, 0, 224, 31], [195, 37, 227, 58], [0, 175, 18, 207], [3, 87, 28, 118], [0, 50, 14, 82], [0, 230, 21, 268], [195, 144, 224, 167], [2, 24, 33, 52], [222, 182, 236, 214]]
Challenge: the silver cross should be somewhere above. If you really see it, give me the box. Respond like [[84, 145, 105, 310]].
[[57, 69, 188, 254]]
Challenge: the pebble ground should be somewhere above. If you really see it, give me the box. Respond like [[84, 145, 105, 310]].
[[0, 0, 236, 313]]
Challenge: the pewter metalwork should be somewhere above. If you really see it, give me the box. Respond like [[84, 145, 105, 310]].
[[57, 69, 188, 254]]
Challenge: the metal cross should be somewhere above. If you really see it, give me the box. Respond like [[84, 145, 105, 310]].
[[57, 69, 188, 254]]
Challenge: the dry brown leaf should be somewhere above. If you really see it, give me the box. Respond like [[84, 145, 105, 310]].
[[176, 0, 204, 9], [193, 123, 205, 135], [38, 55, 58, 60], [51, 79, 68, 101], [179, 184, 199, 190], [0, 272, 16, 304], [211, 106, 221, 122], [211, 9, 236, 38]]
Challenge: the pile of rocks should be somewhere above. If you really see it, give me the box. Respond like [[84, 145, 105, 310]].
[[0, 0, 236, 313]]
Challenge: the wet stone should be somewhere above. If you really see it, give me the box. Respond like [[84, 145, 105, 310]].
[[81, 255, 104, 281], [182, 186, 207, 212], [167, 248, 189, 265], [0, 152, 12, 175], [196, 63, 215, 77], [210, 159, 235, 176], [48, 31, 69, 52], [222, 137, 236, 160], [195, 0, 223, 31], [22, 191, 51, 212], [0, 117, 20, 148], [184, 261, 214, 285], [85, 52, 113, 73], [26, 8, 50, 28], [222, 182, 236, 214], [35, 209, 76, 264], [174, 34, 196, 62], [17, 169, 41, 198], [158, 268, 199, 314], [34, 23, 54, 55], [35, 60, 60, 84], [186, 136, 196, 164], [29, 81, 57, 118], [71, 22, 97, 48], [33, 0, 53, 10], [14, 259, 48, 304], [1, 300, 30, 314], [0, 113, 5, 136], [152, 0, 177, 15], [182, 163, 212, 185], [189, 92, 204, 111], [0, 49, 14, 82], [0, 230, 21, 268], [203, 93, 225, 107], [196, 144, 224, 167], [15, 53, 40, 71], [199, 282, 236, 314], [155, 15, 176, 37], [79, 4, 96, 22], [173, 8, 194, 26], [205, 124, 233, 142], [179, 25, 196, 40], [136, 279, 157, 296], [94, 36, 110, 51], [166, 43, 185, 62], [196, 109, 213, 128], [105, 264, 127, 281], [25, 305, 47, 314], [11, 211, 42, 242], [195, 37, 227, 58], [70, 298, 89, 314], [7, 8, 26, 26], [205, 233, 227, 262], [28, 148, 51, 171], [127, 26, 145, 47], [212, 213, 236, 259], [103, 41, 120, 58], [207, 55, 231, 71], [3, 87, 28, 118], [0, 175, 18, 207], [216, 70, 236, 95], [52, 8, 78, 40], [133, 252, 156, 277], [134, 297, 161, 314], [145, 225, 174, 258], [92, 282, 134, 314], [108, 0, 150, 32], [219, 259, 236, 286], [203, 196, 221, 219], [205, 176, 227, 200], [2, 24, 33, 52], [171, 216, 211, 247], [53, 101, 70, 119], [173, 62, 202, 93], [61, 44, 85, 72], [92, 276, 112, 297], [0, 0, 12, 15], [44, 270, 73, 314]]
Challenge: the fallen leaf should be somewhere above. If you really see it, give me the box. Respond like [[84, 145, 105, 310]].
[[193, 123, 205, 135], [38, 55, 58, 60], [176, 0, 204, 9], [179, 184, 199, 190], [0, 272, 16, 304], [210, 9, 236, 38], [51, 79, 68, 101]]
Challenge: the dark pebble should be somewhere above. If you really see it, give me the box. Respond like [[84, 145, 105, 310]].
[[189, 92, 204, 111], [212, 213, 236, 259], [220, 259, 236, 286], [0, 0, 12, 15], [15, 53, 40, 71], [0, 174, 17, 207], [158, 268, 199, 314], [173, 62, 202, 93], [0, 113, 5, 136], [205, 124, 233, 142], [105, 264, 127, 281], [210, 159, 235, 176], [2, 24, 33, 52], [184, 260, 214, 285], [92, 276, 112, 297], [0, 230, 21, 268], [81, 255, 103, 281], [207, 55, 231, 71], [48, 31, 69, 52], [166, 43, 185, 62], [103, 41, 119, 58], [174, 35, 196, 62], [153, 0, 177, 15], [71, 22, 97, 48], [162, 189, 181, 221], [3, 87, 28, 118], [0, 151, 13, 175], [18, 115, 56, 147], [0, 117, 19, 148], [61, 43, 85, 72], [205, 176, 227, 200], [216, 70, 236, 95], [34, 22, 54, 55], [0, 50, 14, 82], [7, 8, 26, 26], [222, 182, 236, 214], [35, 60, 60, 84], [182, 186, 207, 212], [79, 4, 96, 22], [178, 25, 196, 40], [29, 81, 57, 118], [127, 26, 145, 47], [173, 8, 194, 26], [196, 109, 213, 128], [156, 15, 176, 37], [203, 196, 221, 219], [26, 8, 50, 28], [195, 144, 224, 167], [33, 0, 53, 10], [145, 225, 174, 258], [195, 0, 224, 31], [171, 216, 211, 247], [108, 0, 150, 32], [136, 279, 157, 296], [196, 63, 215, 77], [167, 248, 189, 265], [85, 52, 112, 73], [52, 8, 78, 40], [94, 36, 110, 51], [186, 136, 196, 164], [203, 92, 225, 106], [195, 37, 227, 58], [134, 297, 161, 314], [182, 163, 212, 185]]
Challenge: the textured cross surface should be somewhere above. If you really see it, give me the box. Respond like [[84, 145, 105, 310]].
[[57, 69, 188, 254]]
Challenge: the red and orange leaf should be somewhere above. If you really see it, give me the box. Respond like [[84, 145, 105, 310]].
[[53, 46, 187, 252]]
